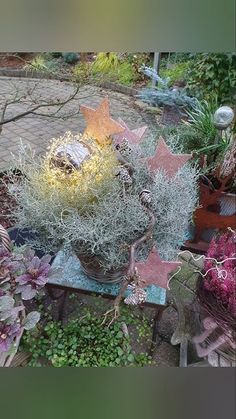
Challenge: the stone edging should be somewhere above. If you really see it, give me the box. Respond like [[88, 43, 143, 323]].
[[0, 67, 65, 81], [0, 67, 139, 97], [99, 81, 138, 97]]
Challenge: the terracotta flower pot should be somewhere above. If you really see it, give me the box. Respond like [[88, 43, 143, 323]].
[[198, 191, 236, 243], [185, 190, 236, 253]]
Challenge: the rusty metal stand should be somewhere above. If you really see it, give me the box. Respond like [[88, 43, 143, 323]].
[[47, 285, 68, 321]]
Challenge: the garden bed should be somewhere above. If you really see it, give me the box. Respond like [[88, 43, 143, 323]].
[[0, 53, 36, 69], [0, 52, 150, 89]]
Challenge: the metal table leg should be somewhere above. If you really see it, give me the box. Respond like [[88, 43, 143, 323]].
[[149, 305, 166, 355]]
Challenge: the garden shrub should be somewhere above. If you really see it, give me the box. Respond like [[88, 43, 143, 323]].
[[62, 52, 79, 64], [51, 52, 62, 58], [176, 97, 233, 169], [91, 52, 119, 76], [24, 55, 48, 72], [91, 53, 147, 85], [8, 130, 198, 270], [186, 97, 218, 141], [117, 61, 137, 86], [160, 61, 190, 85], [138, 66, 197, 109], [72, 62, 92, 81], [150, 99, 234, 174], [24, 54, 58, 74], [186, 53, 236, 104]]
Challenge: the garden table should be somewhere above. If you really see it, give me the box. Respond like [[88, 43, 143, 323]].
[[47, 250, 167, 352], [6, 227, 167, 350]]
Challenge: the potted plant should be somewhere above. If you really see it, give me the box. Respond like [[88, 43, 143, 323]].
[[192, 229, 236, 366], [6, 98, 198, 293]]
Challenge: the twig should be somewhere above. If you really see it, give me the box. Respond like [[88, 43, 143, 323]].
[[0, 84, 81, 126], [102, 204, 156, 326]]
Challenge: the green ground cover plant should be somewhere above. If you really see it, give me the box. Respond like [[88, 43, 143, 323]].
[[21, 305, 152, 367]]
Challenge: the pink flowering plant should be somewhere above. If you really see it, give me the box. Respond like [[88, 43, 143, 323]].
[[203, 230, 236, 317], [0, 245, 54, 365]]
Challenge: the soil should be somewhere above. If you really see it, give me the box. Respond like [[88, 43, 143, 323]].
[[0, 53, 36, 69], [0, 173, 18, 229]]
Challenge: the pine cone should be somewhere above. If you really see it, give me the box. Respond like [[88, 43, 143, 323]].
[[124, 285, 147, 305], [115, 167, 133, 185], [116, 139, 131, 154], [139, 189, 152, 206]]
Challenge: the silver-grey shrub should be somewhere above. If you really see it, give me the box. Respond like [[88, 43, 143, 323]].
[[8, 134, 199, 270]]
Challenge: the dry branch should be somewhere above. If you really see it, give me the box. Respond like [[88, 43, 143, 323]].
[[102, 202, 156, 326]]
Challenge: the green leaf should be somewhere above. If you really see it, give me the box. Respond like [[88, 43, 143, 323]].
[[127, 354, 135, 362], [117, 347, 123, 356], [23, 311, 41, 330]]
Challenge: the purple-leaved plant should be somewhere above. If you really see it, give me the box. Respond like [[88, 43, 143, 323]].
[[0, 247, 23, 281], [0, 244, 53, 361], [15, 254, 52, 300], [0, 322, 21, 352]]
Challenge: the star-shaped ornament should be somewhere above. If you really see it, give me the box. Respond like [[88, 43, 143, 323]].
[[80, 98, 125, 147], [135, 247, 182, 290], [146, 137, 192, 177], [113, 118, 147, 147]]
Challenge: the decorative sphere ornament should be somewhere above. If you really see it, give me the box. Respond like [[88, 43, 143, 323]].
[[50, 141, 91, 173], [213, 106, 234, 130]]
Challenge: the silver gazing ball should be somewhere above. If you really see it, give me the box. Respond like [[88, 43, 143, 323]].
[[213, 106, 234, 130]]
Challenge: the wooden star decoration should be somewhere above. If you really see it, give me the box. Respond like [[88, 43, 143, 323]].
[[113, 118, 147, 147], [146, 137, 192, 177], [80, 98, 125, 146], [135, 247, 182, 290]]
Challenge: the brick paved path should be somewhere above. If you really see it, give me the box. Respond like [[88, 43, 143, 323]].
[[0, 77, 155, 171]]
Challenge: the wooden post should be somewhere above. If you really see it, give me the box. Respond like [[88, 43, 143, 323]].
[[179, 338, 188, 367], [152, 52, 161, 87]]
